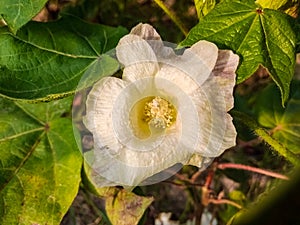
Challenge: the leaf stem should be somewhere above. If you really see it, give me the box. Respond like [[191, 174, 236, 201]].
[[217, 163, 289, 180], [153, 0, 189, 36], [208, 198, 242, 209], [231, 110, 300, 166]]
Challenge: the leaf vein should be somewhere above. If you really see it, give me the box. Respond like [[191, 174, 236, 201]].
[[0, 127, 44, 142], [4, 32, 98, 59]]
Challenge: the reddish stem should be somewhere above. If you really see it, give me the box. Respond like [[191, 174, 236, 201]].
[[204, 168, 215, 188], [217, 163, 289, 180]]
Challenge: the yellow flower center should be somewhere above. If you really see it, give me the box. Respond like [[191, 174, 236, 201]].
[[130, 96, 177, 139]]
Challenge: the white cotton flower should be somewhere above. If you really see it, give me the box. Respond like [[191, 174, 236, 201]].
[[83, 23, 239, 187]]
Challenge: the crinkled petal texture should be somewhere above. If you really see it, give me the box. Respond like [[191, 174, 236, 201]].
[[84, 23, 239, 187]]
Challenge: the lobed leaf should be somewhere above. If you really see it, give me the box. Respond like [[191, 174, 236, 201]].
[[106, 190, 153, 225], [0, 0, 48, 33], [254, 81, 300, 154], [255, 0, 289, 10], [0, 97, 82, 224], [0, 15, 127, 101], [194, 0, 216, 20], [255, 0, 300, 18], [181, 0, 296, 104]]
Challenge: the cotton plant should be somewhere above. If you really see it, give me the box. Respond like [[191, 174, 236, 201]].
[[83, 23, 239, 187]]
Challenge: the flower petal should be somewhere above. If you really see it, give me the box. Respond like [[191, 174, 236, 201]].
[[84, 77, 127, 152], [156, 63, 199, 95], [181, 40, 219, 86], [221, 113, 237, 150], [90, 132, 185, 187], [210, 50, 239, 110], [189, 81, 236, 157], [182, 49, 238, 158], [189, 50, 238, 157], [156, 41, 219, 95], [130, 23, 177, 61], [116, 34, 159, 82], [130, 23, 162, 41], [188, 40, 219, 72]]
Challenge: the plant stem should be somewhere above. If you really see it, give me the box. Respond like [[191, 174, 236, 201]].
[[217, 163, 289, 180], [153, 0, 189, 36], [208, 198, 242, 209], [231, 110, 300, 166], [203, 167, 215, 188]]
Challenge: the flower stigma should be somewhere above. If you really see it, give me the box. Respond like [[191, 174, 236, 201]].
[[130, 96, 177, 139]]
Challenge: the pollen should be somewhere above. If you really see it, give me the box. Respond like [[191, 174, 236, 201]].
[[144, 97, 176, 129], [130, 96, 177, 139]]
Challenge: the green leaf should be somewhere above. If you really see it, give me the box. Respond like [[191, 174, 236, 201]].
[[181, 0, 296, 104], [0, 0, 48, 33], [106, 190, 153, 225], [0, 15, 127, 101], [255, 0, 300, 17], [256, 0, 300, 18], [194, 0, 216, 20], [0, 97, 82, 224], [231, 110, 300, 166], [229, 190, 246, 202], [254, 81, 300, 154], [255, 0, 289, 10]]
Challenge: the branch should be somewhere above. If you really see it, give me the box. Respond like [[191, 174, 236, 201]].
[[217, 163, 289, 180]]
